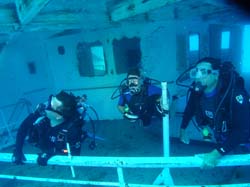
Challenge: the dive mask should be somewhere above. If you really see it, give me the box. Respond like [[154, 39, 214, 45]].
[[127, 76, 141, 94], [189, 67, 213, 79]]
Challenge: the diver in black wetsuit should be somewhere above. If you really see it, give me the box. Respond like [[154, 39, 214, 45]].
[[117, 68, 163, 126], [178, 57, 250, 168], [12, 91, 84, 165]]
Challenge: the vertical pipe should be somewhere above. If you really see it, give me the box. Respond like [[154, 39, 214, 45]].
[[66, 142, 76, 178], [153, 82, 173, 185], [161, 82, 169, 156], [117, 167, 125, 187]]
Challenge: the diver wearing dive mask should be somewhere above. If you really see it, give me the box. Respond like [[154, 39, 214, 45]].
[[117, 68, 162, 126], [12, 91, 84, 166], [178, 57, 250, 168]]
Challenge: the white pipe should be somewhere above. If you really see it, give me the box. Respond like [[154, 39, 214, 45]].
[[0, 174, 118, 186], [66, 142, 76, 178], [117, 167, 125, 187], [153, 82, 173, 185], [1, 153, 249, 168], [0, 174, 249, 187], [161, 81, 169, 157]]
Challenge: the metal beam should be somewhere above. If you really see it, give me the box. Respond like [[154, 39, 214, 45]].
[[0, 174, 250, 187], [0, 10, 82, 33], [0, 153, 250, 168], [24, 11, 83, 32], [0, 153, 250, 186], [15, 0, 51, 25], [110, 0, 181, 22]]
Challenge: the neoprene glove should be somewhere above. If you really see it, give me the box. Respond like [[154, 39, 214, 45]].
[[37, 152, 53, 166], [12, 149, 26, 165]]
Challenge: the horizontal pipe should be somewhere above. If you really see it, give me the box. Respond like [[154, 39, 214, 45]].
[[0, 153, 250, 168], [0, 174, 249, 187], [0, 174, 118, 186]]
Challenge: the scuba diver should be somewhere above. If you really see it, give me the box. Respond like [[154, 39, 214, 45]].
[[114, 68, 164, 127], [12, 91, 84, 165], [177, 57, 250, 168]]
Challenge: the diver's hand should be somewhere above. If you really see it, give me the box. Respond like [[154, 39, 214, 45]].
[[12, 149, 26, 165], [197, 149, 222, 169], [179, 128, 190, 144], [37, 152, 53, 166]]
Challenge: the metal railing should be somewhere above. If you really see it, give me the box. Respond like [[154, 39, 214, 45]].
[[0, 98, 33, 150], [0, 153, 250, 187]]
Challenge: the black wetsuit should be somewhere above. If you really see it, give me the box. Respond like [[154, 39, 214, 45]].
[[180, 75, 250, 155], [13, 96, 84, 164], [118, 84, 162, 126]]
